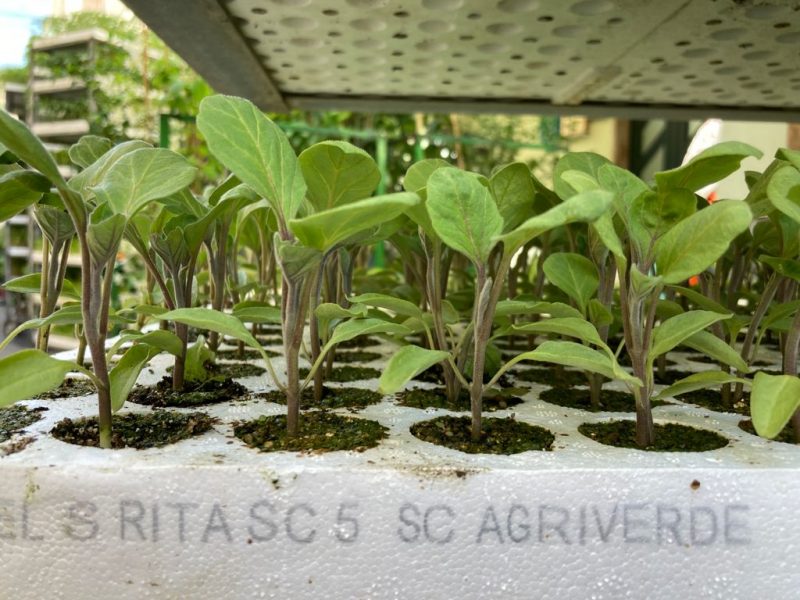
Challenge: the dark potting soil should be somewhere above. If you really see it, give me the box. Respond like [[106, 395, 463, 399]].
[[412, 364, 512, 387], [738, 418, 797, 444], [616, 354, 676, 368], [396, 387, 523, 412], [215, 348, 280, 360], [34, 377, 96, 399], [578, 420, 728, 451], [512, 367, 586, 387], [256, 335, 283, 346], [51, 411, 215, 449], [751, 359, 780, 368], [234, 411, 387, 453], [0, 405, 45, 443], [208, 362, 266, 379], [653, 369, 712, 386], [333, 350, 382, 364], [539, 387, 669, 412], [298, 365, 381, 382], [411, 415, 554, 454], [258, 386, 382, 410], [674, 389, 750, 415], [128, 376, 249, 407], [336, 335, 382, 348]]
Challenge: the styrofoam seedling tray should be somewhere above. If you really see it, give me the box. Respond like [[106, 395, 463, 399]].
[[1, 339, 798, 599]]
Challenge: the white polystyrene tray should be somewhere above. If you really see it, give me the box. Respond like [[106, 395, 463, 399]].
[[1, 338, 798, 599]]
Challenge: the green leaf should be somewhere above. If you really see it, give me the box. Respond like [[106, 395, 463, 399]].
[[650, 310, 730, 359], [378, 345, 450, 394], [299, 140, 380, 211], [33, 203, 74, 246], [315, 303, 368, 339], [0, 108, 67, 189], [68, 135, 112, 168], [349, 292, 424, 320], [110, 344, 159, 412], [542, 253, 598, 314], [760, 255, 800, 283], [655, 371, 750, 401], [630, 187, 696, 238], [232, 304, 282, 324], [587, 299, 613, 327], [0, 349, 73, 407], [184, 336, 215, 383], [154, 308, 261, 351], [766, 164, 800, 225], [87, 211, 127, 266], [289, 192, 419, 251], [512, 317, 606, 348], [505, 340, 632, 383], [654, 200, 752, 284], [559, 169, 599, 194], [91, 148, 196, 217], [597, 163, 650, 213], [655, 141, 762, 193], [671, 285, 730, 314], [497, 189, 613, 255], [494, 300, 583, 319], [553, 152, 611, 200], [0, 170, 50, 221], [591, 212, 625, 260], [489, 162, 536, 232], [426, 167, 502, 265], [274, 236, 323, 280], [69, 140, 151, 195], [2, 272, 80, 300], [328, 318, 411, 347], [197, 94, 306, 223], [683, 330, 749, 373], [750, 372, 800, 439], [0, 305, 83, 355], [403, 158, 451, 193]]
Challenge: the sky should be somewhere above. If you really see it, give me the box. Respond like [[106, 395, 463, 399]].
[[0, 1, 53, 68]]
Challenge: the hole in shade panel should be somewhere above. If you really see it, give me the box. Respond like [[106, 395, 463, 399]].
[[497, 0, 539, 13], [711, 28, 745, 41], [328, 31, 341, 37], [606, 16, 622, 25], [346, 0, 391, 6], [773, 21, 791, 28], [770, 68, 795, 77], [708, 59, 723, 65], [422, 0, 464, 9], [738, 42, 754, 49], [262, 29, 276, 35], [742, 50, 773, 61], [393, 32, 408, 39], [394, 10, 409, 17], [586, 39, 601, 45], [487, 22, 523, 35], [650, 57, 664, 63], [570, 0, 615, 15], [459, 34, 474, 40], [705, 18, 721, 26], [420, 20, 455, 33], [674, 40, 691, 47], [569, 55, 582, 62], [683, 48, 713, 58], [251, 7, 267, 14], [715, 66, 740, 75], [736, 75, 750, 81], [322, 9, 338, 15], [537, 15, 554, 22], [272, 0, 311, 5], [511, 54, 523, 60], [391, 50, 404, 56], [331, 49, 343, 54], [350, 18, 386, 32], [555, 70, 567, 76], [523, 36, 538, 43], [467, 12, 481, 19]]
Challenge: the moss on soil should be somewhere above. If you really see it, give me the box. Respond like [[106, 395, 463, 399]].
[[34, 377, 95, 399], [128, 376, 249, 407], [0, 405, 44, 443], [411, 415, 554, 454], [578, 420, 728, 451], [412, 364, 511, 387], [336, 335, 381, 348], [208, 362, 266, 379], [396, 387, 523, 412], [539, 387, 669, 412], [234, 411, 387, 453], [674, 389, 750, 414], [51, 411, 215, 449], [333, 350, 382, 363], [259, 386, 382, 410], [513, 367, 586, 387], [215, 348, 279, 360], [298, 365, 381, 382], [738, 418, 797, 444]]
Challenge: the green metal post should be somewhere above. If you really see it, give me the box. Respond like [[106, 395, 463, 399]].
[[159, 114, 170, 148], [372, 135, 389, 268]]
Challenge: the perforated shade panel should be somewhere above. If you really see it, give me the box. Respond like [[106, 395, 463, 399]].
[[124, 0, 800, 120]]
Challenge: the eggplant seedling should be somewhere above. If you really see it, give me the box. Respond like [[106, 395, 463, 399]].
[[0, 109, 196, 448]]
